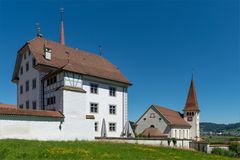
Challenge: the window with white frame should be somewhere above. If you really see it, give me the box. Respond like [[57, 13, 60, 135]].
[[94, 122, 98, 132], [90, 83, 98, 94], [25, 80, 29, 92], [32, 78, 37, 89], [90, 103, 98, 113], [20, 67, 23, 75], [109, 123, 116, 132], [20, 85, 23, 94], [32, 101, 37, 110], [26, 100, 29, 109], [32, 58, 36, 67], [109, 87, 116, 96], [47, 76, 57, 86], [26, 62, 29, 72], [109, 105, 116, 115], [47, 97, 56, 105]]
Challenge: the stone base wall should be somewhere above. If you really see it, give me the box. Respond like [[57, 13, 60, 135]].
[[96, 137, 192, 149]]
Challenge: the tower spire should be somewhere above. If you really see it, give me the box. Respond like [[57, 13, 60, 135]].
[[60, 7, 65, 45], [184, 76, 199, 111]]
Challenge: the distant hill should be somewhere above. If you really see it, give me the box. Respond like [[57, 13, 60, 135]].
[[200, 122, 240, 136]]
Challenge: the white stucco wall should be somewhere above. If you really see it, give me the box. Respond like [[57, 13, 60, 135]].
[[135, 107, 169, 135], [184, 111, 200, 140], [170, 128, 190, 139], [96, 138, 191, 149], [83, 79, 128, 138], [17, 49, 41, 109], [0, 116, 94, 141]]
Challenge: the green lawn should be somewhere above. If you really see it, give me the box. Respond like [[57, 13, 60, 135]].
[[0, 139, 237, 160]]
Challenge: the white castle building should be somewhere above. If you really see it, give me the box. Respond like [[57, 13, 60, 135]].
[[0, 9, 133, 140]]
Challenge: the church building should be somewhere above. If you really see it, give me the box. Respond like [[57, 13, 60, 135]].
[[134, 78, 200, 141]]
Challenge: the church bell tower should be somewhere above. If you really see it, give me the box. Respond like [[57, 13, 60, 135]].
[[184, 77, 200, 141]]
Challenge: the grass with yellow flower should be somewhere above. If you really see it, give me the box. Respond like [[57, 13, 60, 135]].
[[0, 139, 238, 160]]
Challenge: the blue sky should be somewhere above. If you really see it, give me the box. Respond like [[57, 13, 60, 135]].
[[0, 0, 239, 124]]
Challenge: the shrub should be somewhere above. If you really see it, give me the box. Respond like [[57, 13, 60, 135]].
[[211, 148, 236, 158], [167, 138, 171, 146], [229, 142, 240, 157], [172, 138, 177, 146]]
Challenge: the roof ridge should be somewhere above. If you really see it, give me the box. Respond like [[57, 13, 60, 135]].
[[153, 104, 179, 113]]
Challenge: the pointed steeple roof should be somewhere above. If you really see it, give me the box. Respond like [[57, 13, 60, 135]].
[[60, 8, 65, 45], [184, 78, 200, 111]]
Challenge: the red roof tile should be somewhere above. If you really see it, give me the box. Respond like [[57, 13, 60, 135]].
[[141, 128, 167, 137], [153, 105, 191, 127], [0, 104, 16, 109], [0, 104, 64, 118], [13, 37, 131, 85], [184, 79, 199, 111]]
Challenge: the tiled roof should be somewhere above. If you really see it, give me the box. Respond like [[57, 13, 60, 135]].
[[184, 79, 199, 111], [141, 128, 167, 137], [13, 37, 131, 85], [0, 104, 64, 118], [0, 104, 16, 109], [153, 105, 191, 127]]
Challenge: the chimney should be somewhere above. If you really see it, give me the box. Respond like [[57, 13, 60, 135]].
[[60, 8, 65, 45]]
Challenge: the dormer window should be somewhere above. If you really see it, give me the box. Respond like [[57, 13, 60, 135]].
[[44, 47, 52, 60]]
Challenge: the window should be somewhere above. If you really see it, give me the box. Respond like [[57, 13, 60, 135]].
[[26, 62, 29, 72], [32, 58, 36, 67], [109, 87, 116, 96], [159, 118, 162, 121], [109, 123, 116, 132], [32, 101, 37, 110], [20, 67, 23, 75], [150, 125, 155, 128], [109, 105, 116, 115], [32, 78, 36, 89], [47, 97, 56, 105], [187, 117, 193, 122], [90, 103, 98, 113], [26, 100, 29, 109], [94, 122, 98, 132], [47, 76, 57, 86], [24, 53, 26, 59], [25, 81, 29, 92], [90, 84, 98, 94], [20, 85, 23, 94], [150, 113, 155, 118], [19, 104, 23, 109]]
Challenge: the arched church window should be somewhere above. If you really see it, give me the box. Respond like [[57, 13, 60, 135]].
[[150, 125, 155, 128], [192, 112, 194, 116]]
